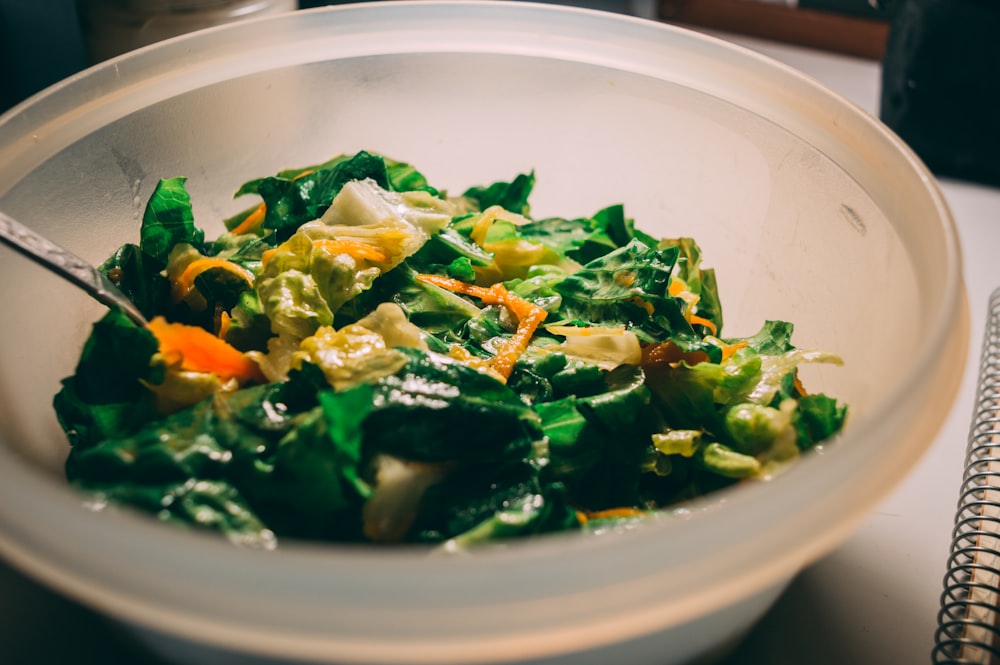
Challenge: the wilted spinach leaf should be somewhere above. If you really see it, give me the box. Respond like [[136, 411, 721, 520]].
[[53, 309, 161, 449], [361, 347, 541, 463], [237, 150, 392, 242], [462, 171, 535, 215]]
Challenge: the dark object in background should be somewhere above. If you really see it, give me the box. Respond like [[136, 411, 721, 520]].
[[660, 0, 891, 60], [880, 0, 1000, 187], [799, 0, 894, 20], [77, 0, 298, 64]]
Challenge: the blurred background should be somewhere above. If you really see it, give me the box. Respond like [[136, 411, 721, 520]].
[[0, 0, 895, 112]]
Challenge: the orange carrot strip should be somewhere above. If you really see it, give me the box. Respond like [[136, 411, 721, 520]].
[[217, 310, 232, 340], [489, 303, 547, 380], [416, 273, 491, 300], [313, 238, 389, 263], [174, 258, 255, 301], [494, 285, 538, 320], [689, 314, 717, 335], [230, 202, 267, 235], [629, 296, 655, 316], [720, 339, 749, 362], [416, 274, 547, 380], [584, 507, 646, 520], [148, 316, 264, 383], [668, 278, 687, 297]]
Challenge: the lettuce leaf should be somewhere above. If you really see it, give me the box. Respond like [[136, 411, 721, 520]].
[[98, 243, 171, 320], [140, 177, 205, 267], [66, 381, 375, 543], [53, 309, 161, 449], [461, 171, 535, 215], [360, 347, 541, 464], [552, 239, 718, 358], [236, 150, 393, 242], [661, 236, 723, 335], [522, 204, 657, 265], [410, 460, 579, 545], [644, 320, 848, 484]]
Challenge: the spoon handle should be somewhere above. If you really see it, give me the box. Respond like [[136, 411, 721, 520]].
[[0, 210, 148, 327]]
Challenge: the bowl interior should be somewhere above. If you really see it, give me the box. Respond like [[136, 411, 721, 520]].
[[0, 51, 916, 470]]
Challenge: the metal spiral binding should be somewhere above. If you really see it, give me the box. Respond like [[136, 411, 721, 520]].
[[934, 288, 1000, 664]]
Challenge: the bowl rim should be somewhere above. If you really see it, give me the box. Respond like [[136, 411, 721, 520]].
[[0, 1, 968, 662]]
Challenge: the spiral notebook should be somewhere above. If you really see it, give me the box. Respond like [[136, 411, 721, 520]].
[[934, 288, 1000, 664]]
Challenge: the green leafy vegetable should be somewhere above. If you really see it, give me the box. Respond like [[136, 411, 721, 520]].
[[361, 347, 540, 464], [140, 177, 205, 266], [461, 171, 535, 216], [55, 149, 849, 550], [236, 150, 394, 242]]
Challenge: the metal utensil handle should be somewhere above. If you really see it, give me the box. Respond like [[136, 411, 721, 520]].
[[0, 210, 147, 327], [934, 288, 1000, 664]]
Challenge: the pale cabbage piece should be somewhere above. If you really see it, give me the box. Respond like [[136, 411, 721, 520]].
[[363, 455, 451, 543], [253, 179, 452, 333], [246, 334, 302, 383], [249, 303, 423, 386], [257, 264, 337, 340], [546, 325, 642, 369], [141, 362, 239, 415], [256, 231, 375, 337], [165, 243, 210, 310], [468, 205, 582, 283], [290, 324, 409, 391], [317, 178, 453, 266], [745, 349, 844, 405], [651, 429, 702, 458], [354, 302, 428, 351]]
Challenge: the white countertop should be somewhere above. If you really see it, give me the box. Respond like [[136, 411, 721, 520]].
[[2, 23, 998, 665]]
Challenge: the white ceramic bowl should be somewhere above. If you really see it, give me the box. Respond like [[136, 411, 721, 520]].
[[0, 3, 967, 664]]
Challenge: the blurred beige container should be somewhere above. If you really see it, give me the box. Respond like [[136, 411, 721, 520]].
[[78, 0, 299, 63]]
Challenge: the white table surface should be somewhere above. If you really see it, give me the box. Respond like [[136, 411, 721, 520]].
[[2, 24, 998, 665]]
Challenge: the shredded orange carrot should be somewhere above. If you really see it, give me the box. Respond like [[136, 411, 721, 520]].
[[417, 273, 490, 299], [230, 202, 267, 235], [217, 310, 232, 340], [491, 304, 547, 380], [720, 339, 749, 362], [584, 507, 646, 520], [293, 169, 314, 181], [416, 274, 547, 380], [667, 277, 718, 334], [689, 313, 717, 335], [629, 296, 655, 316], [147, 316, 264, 383], [313, 238, 389, 263], [173, 258, 255, 302]]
